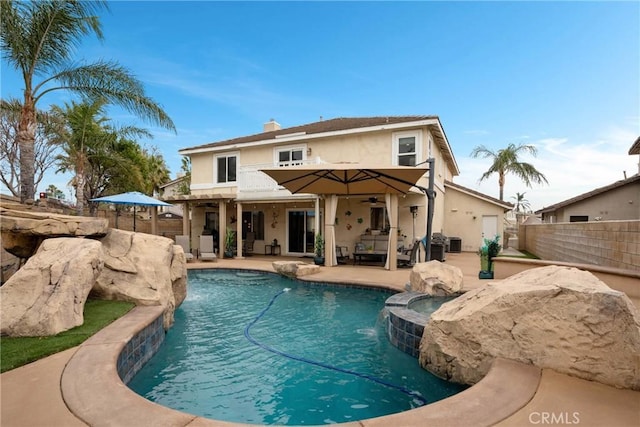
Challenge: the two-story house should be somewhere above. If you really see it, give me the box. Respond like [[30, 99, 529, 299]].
[[167, 116, 511, 268]]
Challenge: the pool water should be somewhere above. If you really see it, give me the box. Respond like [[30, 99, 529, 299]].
[[409, 296, 457, 315], [128, 270, 465, 425]]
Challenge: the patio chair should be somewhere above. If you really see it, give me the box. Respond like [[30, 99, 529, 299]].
[[199, 235, 218, 262], [243, 232, 255, 256], [336, 246, 349, 264], [175, 235, 194, 262], [397, 239, 420, 268]]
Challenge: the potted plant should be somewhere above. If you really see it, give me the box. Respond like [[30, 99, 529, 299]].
[[478, 235, 501, 279], [314, 233, 325, 265], [224, 228, 236, 258]]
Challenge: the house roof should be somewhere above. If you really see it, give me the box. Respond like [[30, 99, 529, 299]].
[[179, 115, 460, 176], [630, 136, 640, 155], [535, 174, 640, 214], [159, 175, 186, 189], [444, 180, 514, 211]]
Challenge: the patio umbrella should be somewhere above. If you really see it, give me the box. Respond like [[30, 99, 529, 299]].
[[260, 163, 429, 195], [261, 163, 431, 268], [91, 191, 171, 231]]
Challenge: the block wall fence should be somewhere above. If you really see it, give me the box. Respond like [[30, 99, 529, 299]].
[[518, 220, 639, 271]]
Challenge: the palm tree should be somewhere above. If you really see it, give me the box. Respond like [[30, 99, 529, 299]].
[[511, 192, 531, 213], [142, 147, 170, 196], [0, 0, 175, 203], [54, 99, 153, 215], [470, 143, 548, 200], [177, 156, 191, 195], [45, 184, 65, 200], [53, 99, 107, 214]]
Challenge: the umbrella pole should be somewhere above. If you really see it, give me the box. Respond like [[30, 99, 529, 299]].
[[425, 158, 435, 261], [133, 206, 136, 232]]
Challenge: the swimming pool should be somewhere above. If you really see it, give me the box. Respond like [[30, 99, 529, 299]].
[[128, 270, 465, 425]]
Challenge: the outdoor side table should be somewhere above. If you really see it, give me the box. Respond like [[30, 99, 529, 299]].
[[264, 244, 282, 255]]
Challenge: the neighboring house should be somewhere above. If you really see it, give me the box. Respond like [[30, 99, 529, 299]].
[[158, 211, 182, 219], [159, 175, 187, 218], [168, 116, 509, 263], [535, 174, 640, 223]]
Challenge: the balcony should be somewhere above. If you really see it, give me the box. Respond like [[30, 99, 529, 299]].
[[237, 159, 324, 199]]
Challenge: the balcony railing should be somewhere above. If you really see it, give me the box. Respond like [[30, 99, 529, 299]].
[[237, 158, 324, 194]]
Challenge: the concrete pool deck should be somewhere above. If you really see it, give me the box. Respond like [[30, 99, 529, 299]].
[[2, 252, 639, 426]]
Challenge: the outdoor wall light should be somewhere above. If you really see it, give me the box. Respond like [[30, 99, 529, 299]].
[[409, 205, 419, 214]]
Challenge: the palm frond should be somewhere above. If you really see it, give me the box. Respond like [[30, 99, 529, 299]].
[[46, 61, 176, 132]]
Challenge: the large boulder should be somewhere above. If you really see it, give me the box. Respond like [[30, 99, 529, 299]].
[[419, 266, 640, 390], [272, 261, 320, 278], [92, 229, 186, 329], [410, 260, 463, 296], [1, 238, 103, 337]]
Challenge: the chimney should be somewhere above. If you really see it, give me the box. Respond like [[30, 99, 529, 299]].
[[263, 118, 281, 132]]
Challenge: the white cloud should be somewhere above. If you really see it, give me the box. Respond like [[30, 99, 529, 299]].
[[454, 127, 638, 211]]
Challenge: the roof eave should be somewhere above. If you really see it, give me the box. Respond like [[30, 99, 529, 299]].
[[445, 180, 513, 211], [179, 117, 443, 156]]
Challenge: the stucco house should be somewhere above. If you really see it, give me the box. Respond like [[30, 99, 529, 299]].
[[158, 175, 187, 218], [167, 116, 512, 268], [535, 175, 640, 223]]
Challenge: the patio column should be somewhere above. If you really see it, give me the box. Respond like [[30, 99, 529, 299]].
[[384, 193, 398, 271], [219, 200, 227, 256], [151, 206, 158, 235], [236, 202, 244, 258], [314, 196, 320, 237], [324, 194, 338, 266], [182, 202, 189, 235]]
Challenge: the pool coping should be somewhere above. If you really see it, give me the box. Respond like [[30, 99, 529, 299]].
[[61, 272, 542, 427]]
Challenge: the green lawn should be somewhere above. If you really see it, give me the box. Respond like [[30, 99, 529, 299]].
[[498, 250, 539, 259], [0, 299, 135, 373]]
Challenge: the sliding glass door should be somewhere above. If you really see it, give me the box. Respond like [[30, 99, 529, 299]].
[[287, 209, 318, 255]]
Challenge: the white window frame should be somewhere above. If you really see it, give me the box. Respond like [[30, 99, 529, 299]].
[[274, 144, 307, 167], [213, 151, 239, 186], [392, 130, 422, 166]]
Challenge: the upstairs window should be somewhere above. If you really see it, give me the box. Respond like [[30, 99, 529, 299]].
[[393, 131, 422, 166], [276, 146, 305, 167], [398, 137, 416, 166], [216, 154, 237, 184]]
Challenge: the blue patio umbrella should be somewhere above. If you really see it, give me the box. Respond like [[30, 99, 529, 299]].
[[90, 191, 171, 231]]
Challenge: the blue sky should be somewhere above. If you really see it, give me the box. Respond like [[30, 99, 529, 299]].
[[2, 1, 638, 211]]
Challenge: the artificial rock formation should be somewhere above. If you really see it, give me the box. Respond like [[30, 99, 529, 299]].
[[1, 238, 21, 284], [409, 260, 464, 296], [0, 238, 103, 337], [170, 246, 188, 307], [92, 229, 187, 329], [272, 261, 320, 278], [419, 265, 640, 390], [0, 204, 108, 258]]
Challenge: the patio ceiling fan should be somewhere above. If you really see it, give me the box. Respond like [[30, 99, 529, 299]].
[[360, 196, 379, 206]]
